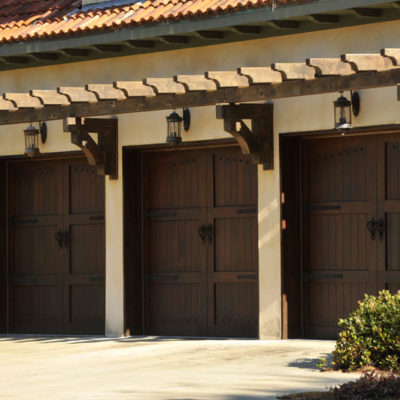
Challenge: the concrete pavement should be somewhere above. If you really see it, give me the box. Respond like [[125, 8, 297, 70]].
[[0, 337, 359, 399]]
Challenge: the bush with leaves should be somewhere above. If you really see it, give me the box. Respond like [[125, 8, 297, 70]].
[[332, 290, 400, 372], [332, 371, 400, 400]]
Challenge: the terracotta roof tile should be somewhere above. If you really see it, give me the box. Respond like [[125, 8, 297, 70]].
[[0, 0, 315, 44]]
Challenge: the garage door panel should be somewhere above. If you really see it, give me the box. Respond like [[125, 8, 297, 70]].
[[143, 147, 259, 337], [212, 151, 257, 208], [148, 283, 203, 334], [8, 158, 105, 334], [10, 284, 61, 329], [11, 163, 63, 216], [308, 213, 372, 272], [214, 217, 258, 272], [69, 164, 104, 215], [13, 225, 61, 274], [70, 224, 105, 275], [303, 136, 377, 338], [148, 219, 204, 273], [146, 152, 205, 210], [68, 284, 104, 333]]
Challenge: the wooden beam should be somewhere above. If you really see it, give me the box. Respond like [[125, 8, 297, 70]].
[[3, 93, 42, 108], [341, 53, 394, 71], [86, 84, 126, 100], [31, 52, 59, 61], [2, 56, 31, 64], [352, 7, 382, 17], [143, 78, 186, 94], [269, 20, 299, 29], [174, 75, 217, 91], [306, 58, 354, 76], [58, 87, 98, 103], [64, 117, 118, 179], [1, 68, 400, 126], [114, 81, 155, 97], [196, 31, 225, 39], [126, 40, 155, 48], [232, 25, 262, 34], [61, 48, 91, 57], [239, 67, 282, 84], [92, 44, 124, 53], [216, 103, 274, 169], [381, 48, 400, 66], [272, 63, 315, 80], [30, 90, 70, 106], [160, 36, 188, 44], [309, 14, 339, 24], [205, 71, 249, 88]]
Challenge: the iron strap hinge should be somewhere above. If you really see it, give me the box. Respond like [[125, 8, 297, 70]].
[[9, 217, 38, 226], [303, 204, 341, 213]]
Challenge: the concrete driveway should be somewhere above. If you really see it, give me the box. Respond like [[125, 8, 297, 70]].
[[0, 337, 359, 399]]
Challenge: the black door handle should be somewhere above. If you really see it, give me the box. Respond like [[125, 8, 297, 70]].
[[55, 230, 63, 248], [366, 218, 376, 241], [376, 218, 385, 241], [205, 224, 213, 244], [198, 225, 206, 244], [62, 230, 69, 248]]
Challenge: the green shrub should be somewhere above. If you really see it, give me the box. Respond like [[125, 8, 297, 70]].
[[332, 290, 400, 372]]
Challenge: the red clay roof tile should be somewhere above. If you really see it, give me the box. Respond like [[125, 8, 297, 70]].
[[0, 0, 315, 44]]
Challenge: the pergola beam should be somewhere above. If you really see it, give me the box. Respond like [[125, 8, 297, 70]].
[[0, 56, 399, 126]]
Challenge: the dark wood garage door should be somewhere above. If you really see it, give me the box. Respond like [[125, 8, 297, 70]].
[[143, 146, 258, 337], [302, 133, 400, 338], [8, 158, 105, 334]]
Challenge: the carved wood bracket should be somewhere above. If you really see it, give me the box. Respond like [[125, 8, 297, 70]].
[[216, 103, 273, 170], [63, 117, 118, 179]]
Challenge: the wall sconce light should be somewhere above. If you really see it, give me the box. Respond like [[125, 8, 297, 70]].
[[24, 122, 47, 157], [166, 108, 190, 146], [334, 91, 360, 133]]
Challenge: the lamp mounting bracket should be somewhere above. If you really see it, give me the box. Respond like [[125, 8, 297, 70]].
[[216, 103, 273, 170], [63, 117, 118, 180]]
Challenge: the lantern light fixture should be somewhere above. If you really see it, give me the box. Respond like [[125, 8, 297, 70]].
[[166, 108, 191, 146], [24, 124, 40, 158], [334, 91, 360, 133]]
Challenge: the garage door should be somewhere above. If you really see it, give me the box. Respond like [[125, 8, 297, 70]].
[[143, 147, 258, 337], [302, 134, 400, 338], [8, 158, 105, 334]]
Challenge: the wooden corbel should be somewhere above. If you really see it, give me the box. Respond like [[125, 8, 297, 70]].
[[216, 103, 273, 170], [63, 117, 118, 179]]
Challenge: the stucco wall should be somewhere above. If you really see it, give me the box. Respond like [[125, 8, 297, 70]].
[[1, 19, 400, 338]]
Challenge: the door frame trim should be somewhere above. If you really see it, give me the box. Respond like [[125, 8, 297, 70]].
[[280, 123, 400, 339]]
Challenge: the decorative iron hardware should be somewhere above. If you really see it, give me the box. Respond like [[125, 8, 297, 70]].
[[367, 218, 377, 241], [145, 211, 177, 219], [9, 276, 38, 284], [88, 276, 104, 282], [62, 230, 69, 248], [205, 224, 213, 244], [376, 218, 385, 241], [55, 230, 63, 249], [90, 215, 104, 221], [303, 204, 341, 213], [146, 274, 178, 281], [9, 217, 38, 226], [198, 225, 206, 244], [304, 272, 343, 281], [236, 208, 257, 214], [237, 274, 257, 280]]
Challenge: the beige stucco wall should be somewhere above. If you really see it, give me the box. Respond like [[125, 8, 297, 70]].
[[1, 19, 400, 338]]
